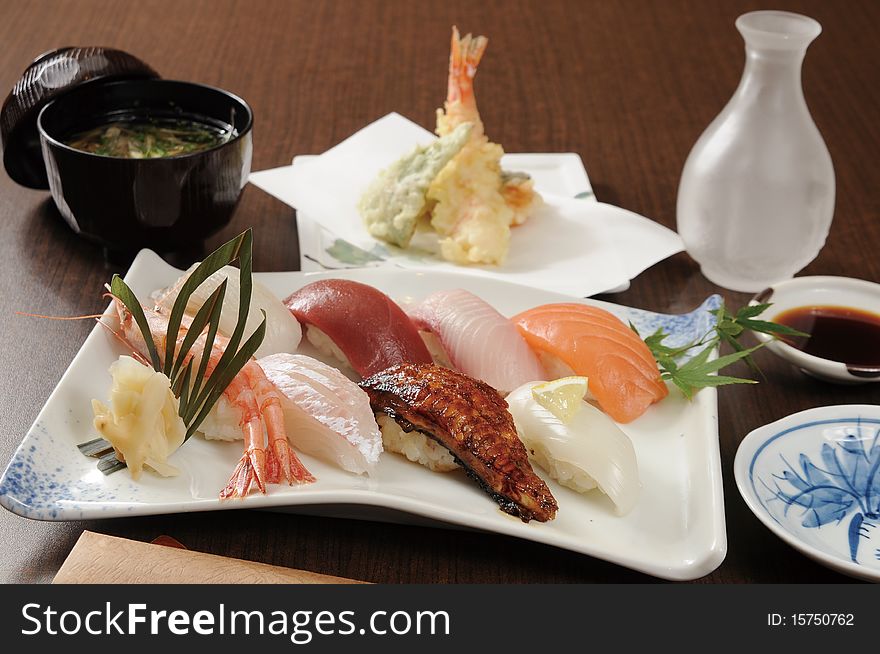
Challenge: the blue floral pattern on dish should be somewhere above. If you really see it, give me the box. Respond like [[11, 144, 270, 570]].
[[622, 294, 722, 356], [751, 418, 880, 568], [768, 423, 880, 563]]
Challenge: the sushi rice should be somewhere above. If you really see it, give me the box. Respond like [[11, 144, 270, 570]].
[[305, 325, 355, 372], [198, 395, 245, 442], [536, 351, 576, 380], [376, 414, 458, 472]]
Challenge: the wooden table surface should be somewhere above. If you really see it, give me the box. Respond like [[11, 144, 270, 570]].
[[1, 0, 878, 584]]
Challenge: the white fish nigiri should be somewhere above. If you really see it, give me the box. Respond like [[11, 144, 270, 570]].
[[199, 353, 382, 475], [410, 289, 546, 394], [506, 381, 640, 515], [155, 264, 301, 359], [257, 353, 382, 475]]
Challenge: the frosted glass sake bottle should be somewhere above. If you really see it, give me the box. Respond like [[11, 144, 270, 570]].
[[676, 11, 834, 292]]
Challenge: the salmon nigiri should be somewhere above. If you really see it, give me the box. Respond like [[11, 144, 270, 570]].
[[512, 304, 667, 423]]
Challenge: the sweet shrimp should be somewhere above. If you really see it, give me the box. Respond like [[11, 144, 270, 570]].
[[108, 297, 314, 498]]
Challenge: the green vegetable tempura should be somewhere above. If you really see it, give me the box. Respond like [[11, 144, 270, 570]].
[[358, 122, 472, 248]]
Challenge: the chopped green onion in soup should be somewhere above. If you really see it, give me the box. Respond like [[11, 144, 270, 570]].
[[64, 117, 233, 159]]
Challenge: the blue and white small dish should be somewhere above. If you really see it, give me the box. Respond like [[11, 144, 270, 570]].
[[734, 405, 880, 582], [749, 276, 880, 384]]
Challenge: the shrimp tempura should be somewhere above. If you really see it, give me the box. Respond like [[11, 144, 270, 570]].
[[427, 27, 542, 266]]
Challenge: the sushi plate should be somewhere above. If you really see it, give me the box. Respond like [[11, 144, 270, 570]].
[[0, 251, 727, 581]]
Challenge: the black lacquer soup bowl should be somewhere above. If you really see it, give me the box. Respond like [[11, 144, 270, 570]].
[[37, 78, 253, 250]]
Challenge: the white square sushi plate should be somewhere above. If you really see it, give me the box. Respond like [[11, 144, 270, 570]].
[[0, 254, 726, 581]]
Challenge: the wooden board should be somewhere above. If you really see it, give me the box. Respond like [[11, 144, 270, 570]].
[[53, 531, 367, 584]]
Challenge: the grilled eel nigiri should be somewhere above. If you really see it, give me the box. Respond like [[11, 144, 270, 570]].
[[359, 363, 558, 522]]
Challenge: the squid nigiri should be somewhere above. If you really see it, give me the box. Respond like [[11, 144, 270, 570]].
[[512, 304, 668, 423], [285, 279, 432, 378], [507, 381, 640, 516], [409, 288, 546, 394], [200, 353, 382, 475], [359, 363, 558, 522]]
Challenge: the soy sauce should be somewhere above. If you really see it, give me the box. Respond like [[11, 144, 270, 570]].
[[775, 305, 880, 367]]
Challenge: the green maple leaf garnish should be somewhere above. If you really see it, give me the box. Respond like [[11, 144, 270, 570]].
[[639, 302, 808, 399]]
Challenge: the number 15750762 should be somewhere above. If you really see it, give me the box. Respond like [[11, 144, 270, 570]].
[[768, 614, 855, 627]]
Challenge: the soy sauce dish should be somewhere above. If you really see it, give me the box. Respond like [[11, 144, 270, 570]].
[[38, 79, 253, 250], [749, 276, 880, 383]]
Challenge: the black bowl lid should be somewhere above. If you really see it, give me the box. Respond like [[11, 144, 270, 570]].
[[1, 46, 159, 189]]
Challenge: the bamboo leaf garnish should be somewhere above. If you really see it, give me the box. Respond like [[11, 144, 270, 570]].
[[203, 229, 254, 381], [169, 279, 227, 383], [162, 230, 251, 377], [643, 301, 808, 399], [182, 232, 255, 425], [184, 312, 266, 441], [77, 437, 115, 458], [191, 279, 226, 414], [86, 229, 265, 473], [109, 276, 162, 371], [174, 358, 195, 417]]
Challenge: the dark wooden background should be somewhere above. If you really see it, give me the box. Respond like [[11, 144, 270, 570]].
[[1, 0, 877, 583]]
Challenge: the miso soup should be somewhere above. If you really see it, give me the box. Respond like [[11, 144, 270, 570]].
[[64, 116, 234, 159]]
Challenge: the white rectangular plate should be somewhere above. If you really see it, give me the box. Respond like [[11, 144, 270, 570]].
[[0, 254, 726, 580], [249, 114, 687, 299], [288, 152, 624, 286], [289, 151, 596, 200], [257, 152, 603, 276]]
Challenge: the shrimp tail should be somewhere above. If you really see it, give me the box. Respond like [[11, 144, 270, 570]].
[[266, 439, 316, 485], [437, 26, 488, 137], [219, 374, 271, 498], [106, 273, 316, 499], [446, 25, 487, 106], [220, 446, 267, 499], [243, 361, 315, 486]]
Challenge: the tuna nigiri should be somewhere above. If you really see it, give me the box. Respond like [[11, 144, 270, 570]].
[[409, 289, 546, 394], [285, 279, 432, 378], [200, 353, 382, 475], [512, 304, 668, 423]]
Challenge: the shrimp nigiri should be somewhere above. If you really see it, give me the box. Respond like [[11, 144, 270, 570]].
[[109, 296, 314, 498]]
